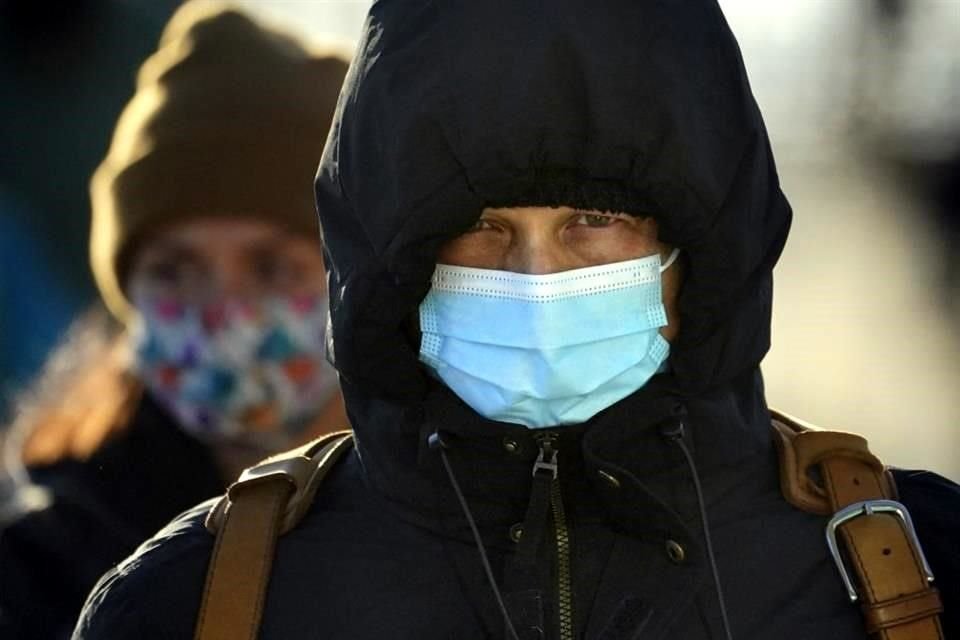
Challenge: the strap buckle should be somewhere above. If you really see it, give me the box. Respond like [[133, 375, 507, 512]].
[[825, 499, 935, 602]]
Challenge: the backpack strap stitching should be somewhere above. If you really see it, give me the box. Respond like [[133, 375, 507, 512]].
[[864, 590, 944, 632]]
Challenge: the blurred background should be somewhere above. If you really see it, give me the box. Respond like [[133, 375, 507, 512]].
[[1, 0, 957, 476]]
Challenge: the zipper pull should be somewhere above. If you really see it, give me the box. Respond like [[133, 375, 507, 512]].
[[532, 434, 559, 479]]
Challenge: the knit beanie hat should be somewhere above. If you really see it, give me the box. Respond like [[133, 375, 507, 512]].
[[90, 1, 349, 319]]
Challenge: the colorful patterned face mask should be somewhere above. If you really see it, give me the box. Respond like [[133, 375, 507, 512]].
[[132, 294, 338, 448]]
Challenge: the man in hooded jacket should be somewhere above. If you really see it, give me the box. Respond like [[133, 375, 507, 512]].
[[73, 1, 959, 639]]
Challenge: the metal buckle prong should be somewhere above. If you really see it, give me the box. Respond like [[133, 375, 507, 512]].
[[825, 499, 935, 602]]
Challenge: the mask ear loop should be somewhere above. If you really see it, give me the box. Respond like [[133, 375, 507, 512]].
[[659, 248, 681, 273]]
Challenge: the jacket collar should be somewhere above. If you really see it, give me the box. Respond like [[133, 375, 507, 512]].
[[349, 369, 775, 548]]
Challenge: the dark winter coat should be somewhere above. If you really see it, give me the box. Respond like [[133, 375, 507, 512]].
[[0, 394, 224, 639], [73, 1, 960, 638]]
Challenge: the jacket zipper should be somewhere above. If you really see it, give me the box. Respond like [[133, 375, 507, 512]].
[[534, 434, 574, 640]]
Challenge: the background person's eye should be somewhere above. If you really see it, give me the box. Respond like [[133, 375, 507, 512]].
[[129, 254, 208, 304], [253, 254, 282, 283], [143, 260, 181, 284], [142, 258, 202, 287], [253, 253, 306, 289]]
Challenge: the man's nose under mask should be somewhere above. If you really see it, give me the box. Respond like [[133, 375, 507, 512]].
[[419, 249, 679, 428], [132, 294, 338, 449]]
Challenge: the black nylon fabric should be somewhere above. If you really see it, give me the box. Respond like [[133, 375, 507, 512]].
[[71, 1, 959, 639]]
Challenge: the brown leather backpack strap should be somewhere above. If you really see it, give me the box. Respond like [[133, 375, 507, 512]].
[[194, 431, 354, 640], [771, 410, 943, 640], [193, 478, 291, 640]]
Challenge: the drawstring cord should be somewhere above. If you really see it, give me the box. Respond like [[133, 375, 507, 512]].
[[660, 420, 735, 640], [429, 432, 521, 640]]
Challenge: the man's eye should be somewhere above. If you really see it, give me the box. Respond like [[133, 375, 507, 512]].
[[467, 218, 497, 232], [572, 212, 624, 228]]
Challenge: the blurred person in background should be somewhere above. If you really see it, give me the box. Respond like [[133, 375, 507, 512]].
[[72, 1, 959, 639], [0, 4, 349, 638]]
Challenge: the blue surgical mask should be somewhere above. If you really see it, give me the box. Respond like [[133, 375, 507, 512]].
[[419, 249, 680, 428]]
